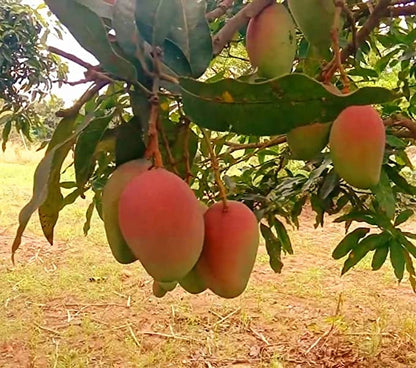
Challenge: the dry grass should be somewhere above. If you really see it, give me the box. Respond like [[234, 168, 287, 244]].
[[0, 147, 416, 367]]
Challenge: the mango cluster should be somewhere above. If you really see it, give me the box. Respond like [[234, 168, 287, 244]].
[[246, 4, 386, 189], [102, 162, 260, 299]]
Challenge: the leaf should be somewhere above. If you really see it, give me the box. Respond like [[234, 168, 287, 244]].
[[318, 169, 339, 200], [371, 245, 389, 271], [403, 250, 416, 293], [260, 224, 283, 273], [180, 73, 397, 136], [83, 200, 95, 236], [115, 117, 146, 166], [395, 209, 414, 226], [2, 120, 12, 151], [332, 227, 370, 260], [371, 169, 395, 220], [385, 165, 416, 195], [75, 0, 113, 19], [113, 0, 145, 60], [74, 114, 113, 189], [45, 0, 136, 81], [136, 0, 212, 77], [273, 218, 293, 255], [390, 239, 405, 281], [334, 211, 378, 226], [12, 113, 97, 260]]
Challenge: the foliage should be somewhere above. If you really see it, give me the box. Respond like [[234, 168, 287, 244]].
[[8, 0, 416, 292], [0, 0, 67, 149]]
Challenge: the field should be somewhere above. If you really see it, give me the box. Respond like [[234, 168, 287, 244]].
[[1, 145, 416, 368]]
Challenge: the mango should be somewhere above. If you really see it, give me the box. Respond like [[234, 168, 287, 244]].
[[102, 159, 151, 264], [179, 267, 207, 294], [288, 0, 336, 55], [118, 168, 204, 282], [329, 105, 385, 189], [287, 122, 331, 160], [196, 201, 259, 299], [246, 3, 296, 78]]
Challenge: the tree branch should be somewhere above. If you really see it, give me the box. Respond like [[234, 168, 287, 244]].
[[56, 80, 109, 118], [340, 0, 392, 63], [225, 135, 286, 152], [48, 46, 95, 70], [212, 0, 274, 56], [206, 0, 235, 22]]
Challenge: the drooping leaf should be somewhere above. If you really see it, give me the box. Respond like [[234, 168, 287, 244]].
[[180, 73, 397, 136], [371, 245, 389, 271], [74, 114, 114, 189], [403, 250, 416, 292], [260, 223, 283, 273], [334, 211, 378, 226], [83, 200, 95, 236], [45, 0, 137, 81], [75, 0, 113, 19], [2, 120, 12, 151], [332, 227, 370, 260], [390, 239, 405, 281], [272, 218, 293, 255]]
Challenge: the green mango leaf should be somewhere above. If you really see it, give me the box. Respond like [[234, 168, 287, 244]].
[[260, 223, 283, 273], [75, 0, 112, 19], [332, 227, 370, 260], [390, 239, 405, 281], [83, 200, 95, 236], [385, 165, 416, 195], [395, 209, 414, 227], [113, 0, 145, 61], [2, 120, 12, 151], [399, 232, 416, 258], [371, 170, 395, 220], [273, 218, 293, 255], [74, 114, 114, 189], [180, 73, 397, 136], [129, 87, 151, 140], [45, 0, 137, 81], [115, 116, 146, 166], [12, 113, 98, 260], [334, 211, 378, 226], [403, 250, 416, 292], [135, 0, 212, 77], [371, 245, 389, 271]]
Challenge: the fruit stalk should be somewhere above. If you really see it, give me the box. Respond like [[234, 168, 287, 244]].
[[201, 129, 228, 210]]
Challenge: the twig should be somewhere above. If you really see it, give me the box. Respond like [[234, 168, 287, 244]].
[[48, 46, 94, 70], [56, 80, 108, 118], [201, 129, 228, 209], [206, 0, 235, 22], [249, 327, 271, 345], [128, 325, 141, 348], [158, 118, 180, 175], [183, 119, 193, 184], [34, 323, 62, 336], [213, 307, 241, 327], [212, 0, 274, 55], [225, 135, 286, 152]]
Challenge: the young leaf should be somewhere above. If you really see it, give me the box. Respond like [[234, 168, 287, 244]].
[[332, 227, 370, 260], [390, 240, 405, 281], [180, 74, 396, 136], [260, 224, 283, 273]]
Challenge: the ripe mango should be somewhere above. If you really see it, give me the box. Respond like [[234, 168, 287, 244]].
[[288, 0, 336, 55], [102, 159, 151, 264], [287, 122, 331, 160], [196, 201, 259, 299], [118, 168, 204, 282], [246, 3, 296, 78], [329, 105, 385, 189]]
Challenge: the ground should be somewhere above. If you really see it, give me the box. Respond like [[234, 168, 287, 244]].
[[0, 145, 415, 367]]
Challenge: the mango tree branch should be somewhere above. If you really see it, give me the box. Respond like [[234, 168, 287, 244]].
[[340, 0, 392, 63], [225, 135, 286, 152], [56, 80, 109, 118], [212, 0, 274, 55], [206, 0, 235, 22]]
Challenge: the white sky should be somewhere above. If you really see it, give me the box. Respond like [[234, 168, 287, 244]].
[[24, 0, 99, 106]]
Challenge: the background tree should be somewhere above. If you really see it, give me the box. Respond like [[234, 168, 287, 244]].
[[0, 0, 67, 149], [8, 0, 416, 295]]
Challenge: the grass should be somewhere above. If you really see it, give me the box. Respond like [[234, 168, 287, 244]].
[[1, 144, 416, 367]]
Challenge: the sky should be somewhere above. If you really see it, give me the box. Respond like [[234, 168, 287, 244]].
[[24, 0, 99, 106]]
